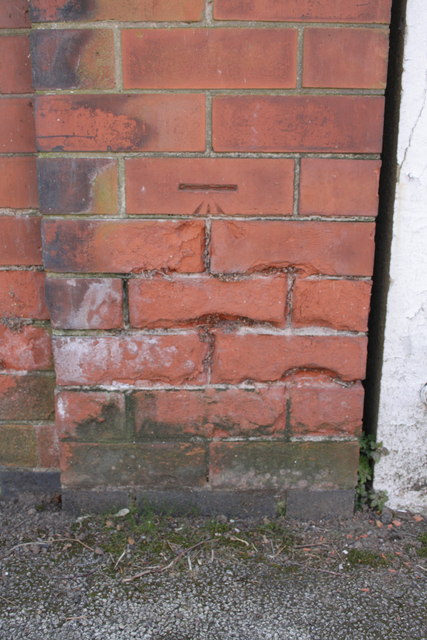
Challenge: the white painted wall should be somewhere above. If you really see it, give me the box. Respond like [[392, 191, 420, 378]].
[[374, 0, 427, 513]]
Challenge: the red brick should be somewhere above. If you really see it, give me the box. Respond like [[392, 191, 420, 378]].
[[46, 278, 123, 329], [53, 334, 208, 386], [0, 158, 38, 209], [299, 159, 381, 217], [0, 36, 32, 94], [0, 0, 30, 28], [35, 94, 205, 152], [213, 96, 384, 153], [128, 275, 287, 328], [0, 271, 49, 319], [122, 28, 297, 89], [0, 424, 37, 467], [290, 379, 364, 437], [214, 0, 392, 23], [132, 387, 286, 439], [210, 221, 375, 277], [36, 424, 59, 468], [31, 29, 115, 90], [30, 0, 204, 22], [0, 325, 53, 371], [56, 391, 127, 441], [0, 374, 55, 421], [292, 279, 372, 332], [0, 99, 35, 152], [211, 333, 368, 383], [126, 158, 294, 216], [0, 216, 42, 266], [42, 219, 205, 274]]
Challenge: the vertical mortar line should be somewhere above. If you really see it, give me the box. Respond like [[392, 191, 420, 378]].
[[205, 0, 214, 26], [293, 155, 301, 217], [284, 396, 292, 442], [203, 218, 212, 272], [206, 92, 213, 155], [114, 26, 123, 92], [285, 271, 295, 328], [296, 26, 304, 90], [117, 156, 126, 216], [122, 277, 130, 329], [124, 391, 135, 444]]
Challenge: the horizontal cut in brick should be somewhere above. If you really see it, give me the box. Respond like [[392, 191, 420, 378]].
[[292, 279, 372, 332], [38, 158, 118, 215], [214, 0, 392, 23], [35, 94, 205, 152], [0, 216, 42, 266], [211, 333, 368, 383], [0, 424, 37, 468], [289, 379, 364, 437], [132, 387, 286, 439], [30, 0, 204, 22], [42, 219, 205, 274], [209, 441, 359, 491], [46, 278, 123, 329], [0, 325, 53, 371], [0, 271, 49, 319], [56, 391, 127, 442], [122, 29, 297, 89], [31, 29, 115, 90], [61, 442, 207, 489], [0, 158, 38, 210], [0, 36, 32, 94], [213, 96, 384, 153], [299, 159, 381, 217], [126, 158, 294, 216], [128, 275, 287, 328], [0, 99, 35, 152], [53, 334, 208, 386], [210, 220, 375, 277], [36, 424, 59, 468], [0, 374, 55, 421], [0, 0, 31, 28], [303, 29, 389, 89]]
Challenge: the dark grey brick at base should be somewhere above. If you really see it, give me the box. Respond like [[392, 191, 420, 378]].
[[0, 468, 60, 499]]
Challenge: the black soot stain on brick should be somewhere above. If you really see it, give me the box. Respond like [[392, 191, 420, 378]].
[[31, 30, 91, 89]]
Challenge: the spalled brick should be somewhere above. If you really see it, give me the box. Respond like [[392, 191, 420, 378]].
[[292, 279, 372, 332], [125, 158, 294, 216], [299, 159, 381, 217], [289, 380, 364, 437], [53, 334, 208, 386], [0, 36, 32, 94], [46, 278, 123, 329], [0, 158, 38, 209], [0, 0, 30, 28], [213, 96, 384, 153], [38, 158, 118, 215], [42, 219, 205, 274], [0, 424, 37, 468], [31, 29, 115, 90], [214, 0, 392, 23], [210, 221, 375, 277], [30, 0, 204, 23], [0, 216, 42, 266], [0, 374, 55, 421], [0, 99, 35, 152], [303, 29, 389, 89], [122, 29, 297, 89], [0, 325, 53, 371], [211, 333, 368, 383], [35, 94, 205, 152], [128, 276, 287, 328], [56, 391, 127, 441], [132, 387, 286, 439], [0, 271, 49, 319], [36, 424, 59, 468], [209, 441, 359, 490]]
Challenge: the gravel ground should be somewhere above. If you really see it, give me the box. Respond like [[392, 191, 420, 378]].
[[0, 495, 426, 640]]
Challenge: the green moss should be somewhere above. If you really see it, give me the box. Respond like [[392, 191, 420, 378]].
[[347, 549, 390, 568], [417, 532, 427, 557]]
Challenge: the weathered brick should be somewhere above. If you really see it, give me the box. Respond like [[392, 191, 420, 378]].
[[211, 333, 368, 383], [61, 442, 207, 489], [35, 94, 205, 152], [38, 158, 118, 215], [31, 29, 115, 90], [36, 424, 59, 468], [210, 221, 375, 277], [0, 325, 53, 371], [0, 99, 35, 152], [0, 158, 38, 209], [0, 0, 30, 28], [0, 374, 55, 421], [128, 275, 287, 328], [0, 271, 49, 319], [122, 28, 297, 89], [125, 158, 294, 216], [131, 387, 286, 439], [56, 391, 127, 441], [303, 29, 389, 89], [46, 278, 123, 329], [292, 279, 372, 332], [209, 441, 359, 490], [42, 219, 205, 274], [299, 159, 381, 217], [0, 424, 38, 468], [289, 379, 364, 437], [53, 335, 208, 386], [213, 96, 384, 153], [0, 216, 42, 266], [0, 36, 32, 94]]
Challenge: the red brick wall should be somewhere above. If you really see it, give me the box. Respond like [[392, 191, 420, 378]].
[[1, 0, 392, 514]]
